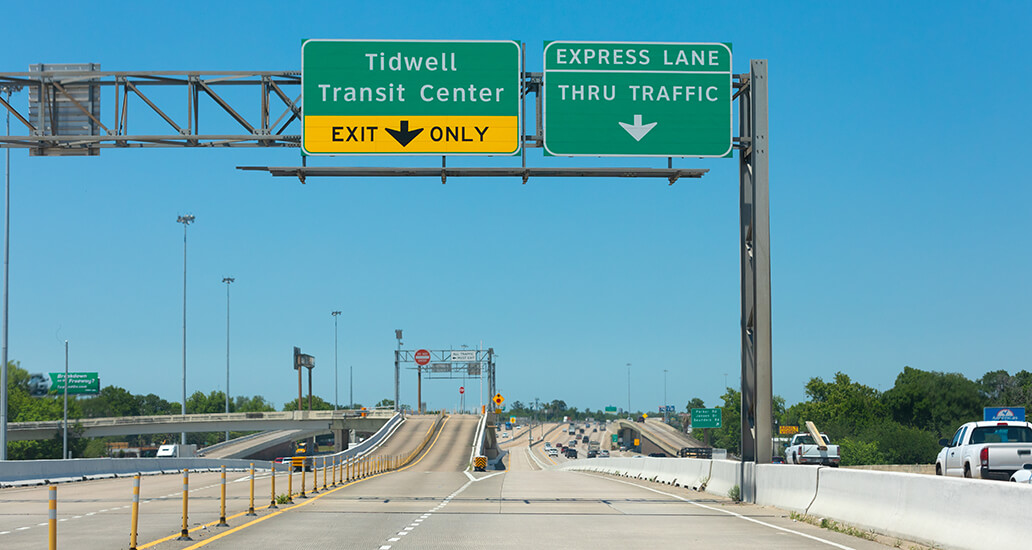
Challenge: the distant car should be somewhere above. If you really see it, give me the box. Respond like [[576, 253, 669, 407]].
[[564, 448, 578, 459], [648, 452, 667, 458], [587, 450, 598, 458], [547, 448, 559, 457], [1012, 464, 1032, 483], [771, 456, 786, 464], [599, 450, 610, 458], [619, 446, 627, 452], [592, 428, 597, 432], [501, 432, 510, 438]]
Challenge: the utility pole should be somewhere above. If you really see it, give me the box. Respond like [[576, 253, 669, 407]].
[[626, 363, 631, 419], [663, 369, 669, 424], [63, 340, 68, 459]]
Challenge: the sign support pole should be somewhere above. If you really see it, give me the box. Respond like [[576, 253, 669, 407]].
[[739, 59, 771, 502], [63, 340, 68, 459]]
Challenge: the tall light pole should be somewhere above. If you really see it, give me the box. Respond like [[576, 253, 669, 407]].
[[177, 214, 195, 445], [1, 85, 18, 461], [222, 277, 234, 442], [394, 330, 402, 413], [663, 369, 669, 424], [332, 311, 341, 411], [626, 363, 632, 419], [63, 340, 68, 459]]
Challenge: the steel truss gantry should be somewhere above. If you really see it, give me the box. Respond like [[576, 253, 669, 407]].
[[0, 69, 301, 153]]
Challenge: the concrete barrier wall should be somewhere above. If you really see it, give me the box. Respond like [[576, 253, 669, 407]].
[[807, 468, 1032, 550], [705, 459, 741, 498], [0, 457, 269, 486], [754, 464, 818, 512]]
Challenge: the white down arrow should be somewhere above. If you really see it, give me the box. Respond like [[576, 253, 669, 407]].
[[618, 114, 657, 141]]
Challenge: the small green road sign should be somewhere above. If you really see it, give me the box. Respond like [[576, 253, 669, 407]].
[[543, 41, 732, 157], [604, 406, 617, 413], [611, 434, 618, 443], [49, 372, 100, 395], [302, 39, 521, 156], [690, 407, 722, 429]]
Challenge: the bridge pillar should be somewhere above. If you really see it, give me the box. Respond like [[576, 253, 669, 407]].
[[333, 429, 349, 453]]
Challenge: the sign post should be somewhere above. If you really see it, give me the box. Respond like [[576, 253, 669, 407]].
[[302, 40, 521, 155], [543, 41, 732, 157]]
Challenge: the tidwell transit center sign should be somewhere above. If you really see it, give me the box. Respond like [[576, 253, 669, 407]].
[[302, 39, 521, 155]]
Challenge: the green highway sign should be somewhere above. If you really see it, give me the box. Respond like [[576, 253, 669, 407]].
[[49, 372, 100, 395], [302, 39, 521, 156], [543, 41, 732, 157], [604, 406, 617, 412], [690, 407, 722, 429]]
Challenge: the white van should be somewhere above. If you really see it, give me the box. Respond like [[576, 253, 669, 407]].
[[156, 444, 196, 457]]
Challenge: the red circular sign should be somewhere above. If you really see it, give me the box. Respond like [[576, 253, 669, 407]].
[[459, 386, 465, 394], [414, 349, 431, 366]]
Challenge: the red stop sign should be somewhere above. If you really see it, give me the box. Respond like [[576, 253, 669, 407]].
[[414, 349, 431, 366], [459, 386, 465, 394]]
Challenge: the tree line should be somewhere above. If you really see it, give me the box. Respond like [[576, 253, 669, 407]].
[[698, 366, 1030, 465]]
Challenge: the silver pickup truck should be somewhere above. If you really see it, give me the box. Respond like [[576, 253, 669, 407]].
[[935, 421, 1032, 480]]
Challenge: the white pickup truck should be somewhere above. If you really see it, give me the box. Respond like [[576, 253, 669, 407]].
[[784, 432, 841, 466], [935, 421, 1032, 480]]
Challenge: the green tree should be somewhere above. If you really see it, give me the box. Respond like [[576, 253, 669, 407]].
[[282, 395, 335, 411], [686, 397, 705, 411], [80, 386, 140, 418], [882, 366, 983, 436], [784, 372, 887, 437]]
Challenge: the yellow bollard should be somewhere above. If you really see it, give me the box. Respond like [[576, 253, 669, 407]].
[[48, 485, 56, 550], [269, 463, 278, 509], [310, 457, 318, 494], [333, 456, 338, 485], [322, 457, 328, 491], [217, 466, 229, 527], [300, 457, 307, 498], [247, 463, 257, 516], [287, 463, 295, 503], [177, 469, 191, 541], [129, 475, 140, 550]]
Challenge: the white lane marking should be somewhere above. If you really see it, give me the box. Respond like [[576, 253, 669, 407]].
[[85, 512, 95, 516], [73, 515, 82, 519], [388, 537, 400, 542], [578, 472, 858, 550], [397, 531, 408, 536], [37, 522, 47, 526], [409, 523, 419, 527], [16, 527, 30, 531], [404, 527, 414, 531], [58, 518, 68, 522], [379, 546, 391, 550], [0, 531, 11, 535]]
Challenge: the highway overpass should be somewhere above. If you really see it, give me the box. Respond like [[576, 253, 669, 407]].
[[6, 409, 394, 441], [611, 417, 705, 456]]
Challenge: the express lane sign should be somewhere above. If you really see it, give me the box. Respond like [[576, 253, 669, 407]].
[[543, 41, 732, 157]]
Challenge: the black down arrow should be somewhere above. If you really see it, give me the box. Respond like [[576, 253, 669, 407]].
[[385, 120, 424, 147]]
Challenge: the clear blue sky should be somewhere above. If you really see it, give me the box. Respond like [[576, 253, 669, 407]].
[[2, 1, 1028, 414]]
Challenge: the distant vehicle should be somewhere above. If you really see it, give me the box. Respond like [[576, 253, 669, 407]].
[[635, 416, 645, 423], [648, 452, 667, 458], [547, 447, 559, 457], [156, 444, 197, 458], [582, 435, 589, 444], [785, 432, 840, 467], [619, 446, 627, 452], [771, 456, 786, 464], [936, 421, 1032, 480], [586, 450, 598, 458], [28, 373, 52, 397], [501, 432, 510, 438], [678, 447, 713, 459], [568, 440, 577, 447], [592, 428, 597, 432], [599, 450, 610, 458], [505, 422, 512, 430], [564, 448, 578, 459], [1011, 464, 1032, 483], [568, 428, 576, 435]]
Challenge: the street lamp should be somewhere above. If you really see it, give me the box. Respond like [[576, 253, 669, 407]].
[[177, 214, 195, 445], [222, 277, 234, 442], [663, 369, 669, 424], [626, 363, 631, 419], [332, 311, 341, 410], [394, 330, 402, 413]]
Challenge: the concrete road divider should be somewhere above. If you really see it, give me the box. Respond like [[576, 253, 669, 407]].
[[807, 467, 1031, 550], [754, 464, 818, 513]]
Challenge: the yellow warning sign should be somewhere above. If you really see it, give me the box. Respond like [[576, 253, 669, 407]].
[[493, 393, 505, 406], [304, 115, 519, 155]]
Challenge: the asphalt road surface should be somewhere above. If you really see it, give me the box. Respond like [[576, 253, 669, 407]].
[[0, 415, 905, 549]]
